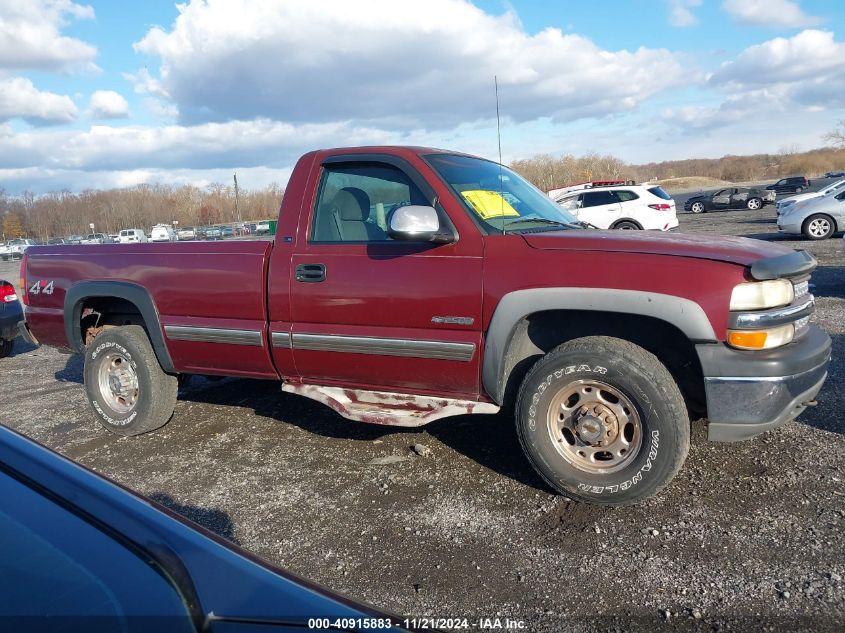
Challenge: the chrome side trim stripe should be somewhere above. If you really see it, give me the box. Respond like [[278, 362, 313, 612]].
[[165, 325, 263, 347], [291, 333, 475, 361], [271, 331, 291, 348]]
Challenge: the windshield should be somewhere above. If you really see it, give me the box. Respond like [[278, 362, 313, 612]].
[[823, 179, 845, 195], [425, 154, 579, 233]]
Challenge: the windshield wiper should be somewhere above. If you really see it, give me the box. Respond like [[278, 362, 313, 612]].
[[504, 217, 572, 229], [572, 220, 599, 229]]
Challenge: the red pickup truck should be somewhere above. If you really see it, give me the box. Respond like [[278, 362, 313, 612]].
[[18, 146, 831, 505]]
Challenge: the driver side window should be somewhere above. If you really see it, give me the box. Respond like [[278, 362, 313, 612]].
[[311, 163, 428, 243]]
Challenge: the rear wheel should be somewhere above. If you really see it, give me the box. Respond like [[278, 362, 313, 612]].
[[802, 214, 835, 240], [613, 220, 640, 230], [83, 325, 177, 436], [515, 336, 690, 505], [746, 197, 762, 210], [690, 201, 705, 214], [0, 338, 12, 358], [795, 186, 804, 193]]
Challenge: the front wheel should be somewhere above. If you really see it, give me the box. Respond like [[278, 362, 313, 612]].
[[516, 336, 690, 505], [802, 214, 835, 240], [690, 201, 705, 214], [746, 197, 762, 210], [83, 325, 177, 436]]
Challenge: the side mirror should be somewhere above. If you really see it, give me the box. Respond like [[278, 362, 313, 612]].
[[388, 205, 453, 243]]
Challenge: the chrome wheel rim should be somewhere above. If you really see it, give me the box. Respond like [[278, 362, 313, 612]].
[[748, 199, 761, 209], [546, 379, 643, 474], [97, 352, 139, 414], [808, 218, 830, 237], [691, 202, 704, 213]]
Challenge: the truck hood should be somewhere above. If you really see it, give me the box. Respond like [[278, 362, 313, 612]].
[[521, 230, 794, 267]]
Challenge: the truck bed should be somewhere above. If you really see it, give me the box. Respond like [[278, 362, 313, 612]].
[[24, 240, 277, 378]]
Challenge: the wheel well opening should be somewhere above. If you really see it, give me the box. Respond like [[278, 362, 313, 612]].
[[612, 219, 642, 229], [499, 310, 706, 418], [79, 296, 148, 346]]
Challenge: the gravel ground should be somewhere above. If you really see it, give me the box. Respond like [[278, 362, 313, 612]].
[[1, 210, 843, 632]]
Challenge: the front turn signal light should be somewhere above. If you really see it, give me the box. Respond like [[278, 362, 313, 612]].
[[727, 324, 794, 350]]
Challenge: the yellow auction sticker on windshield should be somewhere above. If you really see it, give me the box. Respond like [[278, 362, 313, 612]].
[[461, 190, 519, 219]]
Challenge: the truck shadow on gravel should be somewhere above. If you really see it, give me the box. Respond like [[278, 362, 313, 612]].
[[55, 352, 83, 383], [8, 338, 37, 359], [810, 266, 845, 299], [796, 333, 844, 436], [148, 492, 239, 544], [179, 376, 553, 493]]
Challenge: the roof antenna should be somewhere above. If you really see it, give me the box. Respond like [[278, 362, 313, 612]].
[[495, 75, 505, 235]]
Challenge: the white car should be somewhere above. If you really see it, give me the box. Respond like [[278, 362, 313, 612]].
[[150, 224, 177, 242], [554, 185, 679, 231], [176, 227, 197, 240], [3, 238, 36, 259], [117, 229, 148, 244], [776, 178, 845, 215], [0, 243, 8, 261]]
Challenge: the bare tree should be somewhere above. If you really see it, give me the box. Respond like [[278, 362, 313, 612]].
[[824, 120, 845, 148]]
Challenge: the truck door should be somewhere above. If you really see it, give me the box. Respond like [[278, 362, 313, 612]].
[[578, 190, 622, 228], [287, 156, 483, 397]]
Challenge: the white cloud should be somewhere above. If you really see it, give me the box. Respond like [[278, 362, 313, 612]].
[[89, 90, 129, 119], [721, 0, 821, 28], [0, 77, 78, 125], [132, 0, 685, 130], [0, 0, 97, 71], [709, 30, 844, 93], [667, 0, 702, 27]]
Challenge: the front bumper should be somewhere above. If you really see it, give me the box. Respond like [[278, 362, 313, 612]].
[[696, 325, 832, 441]]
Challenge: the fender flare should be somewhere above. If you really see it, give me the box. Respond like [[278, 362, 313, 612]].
[[64, 281, 175, 373], [481, 287, 717, 404]]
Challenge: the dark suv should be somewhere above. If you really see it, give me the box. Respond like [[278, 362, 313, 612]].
[[767, 176, 811, 194]]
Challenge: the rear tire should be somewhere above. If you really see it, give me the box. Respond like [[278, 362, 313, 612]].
[[0, 338, 12, 358], [746, 197, 762, 210], [83, 325, 177, 436], [613, 220, 640, 230], [515, 336, 690, 505], [802, 214, 835, 240]]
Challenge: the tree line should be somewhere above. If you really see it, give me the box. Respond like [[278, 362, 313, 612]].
[[511, 145, 845, 193], [2, 130, 845, 240], [1, 182, 284, 241]]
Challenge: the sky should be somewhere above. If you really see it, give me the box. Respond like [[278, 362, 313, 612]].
[[0, 0, 843, 194]]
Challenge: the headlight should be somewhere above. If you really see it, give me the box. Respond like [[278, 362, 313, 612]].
[[730, 279, 794, 310]]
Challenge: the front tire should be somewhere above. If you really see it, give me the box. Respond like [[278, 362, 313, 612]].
[[746, 197, 762, 210], [516, 336, 690, 505], [690, 201, 705, 214], [802, 214, 835, 240], [83, 325, 177, 436]]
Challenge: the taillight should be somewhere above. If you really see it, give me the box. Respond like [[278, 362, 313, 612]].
[[648, 203, 672, 210], [1, 282, 17, 303], [19, 253, 27, 305]]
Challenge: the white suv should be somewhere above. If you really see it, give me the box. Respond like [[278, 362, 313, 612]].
[[554, 185, 679, 231]]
